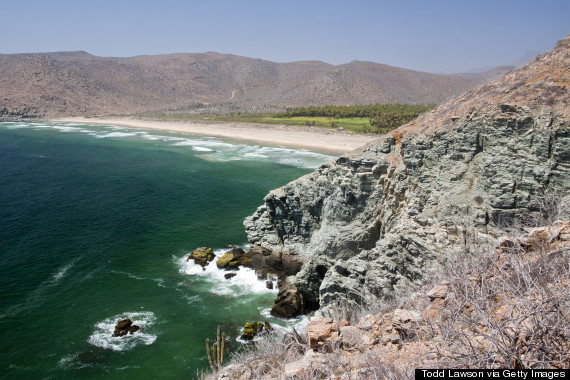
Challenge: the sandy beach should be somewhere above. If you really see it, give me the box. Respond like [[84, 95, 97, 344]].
[[51, 117, 378, 154]]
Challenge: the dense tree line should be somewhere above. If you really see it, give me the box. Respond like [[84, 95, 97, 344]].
[[276, 104, 434, 133], [277, 104, 433, 119]]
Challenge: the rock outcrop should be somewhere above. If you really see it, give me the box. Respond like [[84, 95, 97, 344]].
[[307, 317, 349, 351], [239, 321, 272, 341], [214, 221, 570, 378], [215, 246, 251, 269], [187, 247, 216, 267], [271, 278, 308, 318], [244, 36, 570, 317], [112, 318, 140, 337]]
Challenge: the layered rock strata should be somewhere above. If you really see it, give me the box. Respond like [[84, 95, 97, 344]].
[[244, 36, 570, 317]]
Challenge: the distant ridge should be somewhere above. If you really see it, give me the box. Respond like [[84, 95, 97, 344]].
[[0, 51, 510, 119]]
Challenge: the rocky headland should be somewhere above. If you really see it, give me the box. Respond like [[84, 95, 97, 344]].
[[203, 36, 570, 379], [243, 36, 570, 319]]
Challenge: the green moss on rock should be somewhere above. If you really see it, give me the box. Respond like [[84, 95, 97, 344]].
[[216, 253, 235, 268], [240, 322, 264, 340], [216, 247, 247, 269], [187, 247, 215, 267]]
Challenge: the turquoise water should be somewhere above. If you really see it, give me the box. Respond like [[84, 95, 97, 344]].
[[0, 122, 334, 379]]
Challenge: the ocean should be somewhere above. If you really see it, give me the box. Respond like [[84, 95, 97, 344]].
[[0, 122, 334, 379]]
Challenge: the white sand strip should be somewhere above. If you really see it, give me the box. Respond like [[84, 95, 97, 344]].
[[51, 117, 378, 153]]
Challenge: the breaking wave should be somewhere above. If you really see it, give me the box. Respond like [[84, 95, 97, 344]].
[[0, 122, 334, 169], [87, 311, 157, 351], [177, 248, 278, 297]]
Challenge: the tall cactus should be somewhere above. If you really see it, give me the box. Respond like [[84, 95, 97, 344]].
[[206, 325, 225, 372]]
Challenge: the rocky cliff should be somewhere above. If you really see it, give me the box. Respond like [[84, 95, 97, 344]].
[[243, 36, 570, 317], [217, 221, 570, 378]]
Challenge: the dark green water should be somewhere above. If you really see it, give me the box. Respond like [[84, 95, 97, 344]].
[[0, 122, 333, 379]]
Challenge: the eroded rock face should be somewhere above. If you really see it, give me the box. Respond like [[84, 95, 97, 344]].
[[307, 318, 348, 351], [244, 36, 570, 317], [270, 278, 308, 318], [246, 245, 303, 279]]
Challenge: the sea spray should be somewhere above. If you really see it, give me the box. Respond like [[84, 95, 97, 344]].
[[88, 312, 158, 351], [3, 122, 334, 168], [177, 248, 278, 297]]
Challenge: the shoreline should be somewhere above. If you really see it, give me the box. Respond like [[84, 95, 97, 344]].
[[50, 117, 378, 154]]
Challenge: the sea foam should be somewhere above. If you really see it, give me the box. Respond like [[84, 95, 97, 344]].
[[0, 122, 334, 169], [52, 261, 75, 282], [88, 311, 157, 351], [52, 126, 82, 132], [178, 248, 278, 297], [95, 132, 141, 138], [192, 146, 214, 152]]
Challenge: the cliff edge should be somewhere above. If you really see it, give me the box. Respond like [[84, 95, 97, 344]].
[[243, 36, 570, 317]]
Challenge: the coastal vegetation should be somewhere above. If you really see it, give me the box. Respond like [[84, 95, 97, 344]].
[[276, 103, 434, 134], [144, 103, 435, 134], [205, 326, 225, 373]]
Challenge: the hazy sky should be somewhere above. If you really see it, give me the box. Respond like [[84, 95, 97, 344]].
[[2, 0, 568, 73]]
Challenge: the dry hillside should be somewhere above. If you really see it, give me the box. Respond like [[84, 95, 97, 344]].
[[0, 51, 506, 119]]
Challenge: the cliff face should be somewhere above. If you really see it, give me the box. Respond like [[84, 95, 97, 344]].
[[244, 36, 570, 316]]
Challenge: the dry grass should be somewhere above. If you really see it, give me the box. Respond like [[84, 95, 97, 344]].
[[211, 228, 568, 378], [432, 237, 570, 369]]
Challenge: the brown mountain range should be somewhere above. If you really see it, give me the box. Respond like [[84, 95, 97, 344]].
[[0, 51, 511, 119]]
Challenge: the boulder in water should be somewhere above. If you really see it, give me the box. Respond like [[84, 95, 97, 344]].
[[216, 247, 246, 269], [240, 321, 265, 340], [112, 318, 140, 338], [187, 247, 215, 267]]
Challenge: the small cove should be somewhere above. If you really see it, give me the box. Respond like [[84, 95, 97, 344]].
[[0, 122, 334, 379]]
